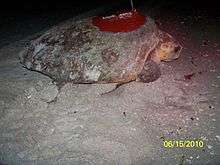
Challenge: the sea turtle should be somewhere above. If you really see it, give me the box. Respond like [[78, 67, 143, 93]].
[[19, 11, 182, 89]]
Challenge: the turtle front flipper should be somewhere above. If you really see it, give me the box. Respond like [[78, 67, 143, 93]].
[[137, 60, 161, 83]]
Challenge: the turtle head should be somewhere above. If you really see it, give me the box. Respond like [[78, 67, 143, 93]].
[[157, 40, 182, 62], [155, 31, 183, 62]]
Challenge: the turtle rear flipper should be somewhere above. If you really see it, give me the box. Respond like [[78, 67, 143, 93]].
[[137, 60, 161, 83]]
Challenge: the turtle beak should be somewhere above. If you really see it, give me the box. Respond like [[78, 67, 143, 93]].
[[173, 45, 182, 59]]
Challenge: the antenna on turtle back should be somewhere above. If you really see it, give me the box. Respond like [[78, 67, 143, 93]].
[[130, 0, 134, 10]]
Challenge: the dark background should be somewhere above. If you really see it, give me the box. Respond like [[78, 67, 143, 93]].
[[0, 0, 219, 12], [0, 0, 219, 48]]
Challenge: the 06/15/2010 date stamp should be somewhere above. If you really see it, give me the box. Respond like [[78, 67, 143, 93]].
[[163, 140, 204, 148]]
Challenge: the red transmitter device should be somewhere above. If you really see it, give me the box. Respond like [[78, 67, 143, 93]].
[[92, 9, 146, 32]]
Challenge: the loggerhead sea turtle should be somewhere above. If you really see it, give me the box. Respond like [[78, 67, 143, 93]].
[[19, 11, 182, 91]]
